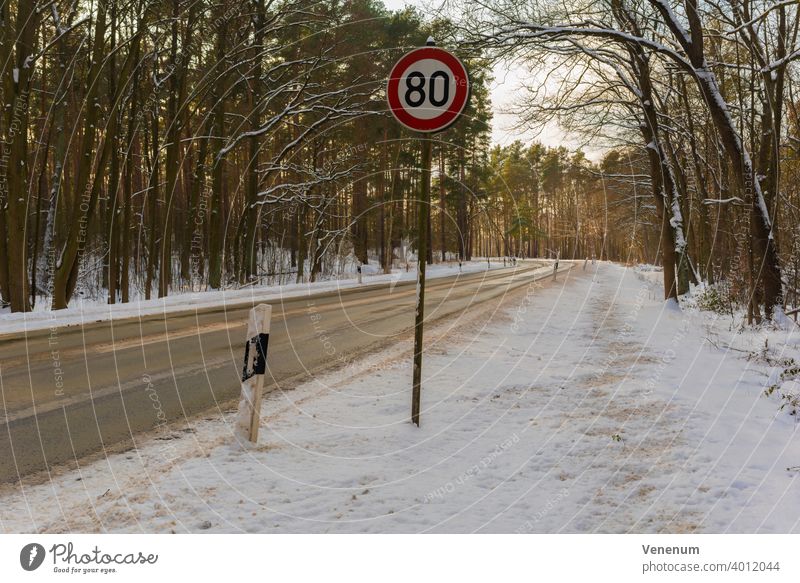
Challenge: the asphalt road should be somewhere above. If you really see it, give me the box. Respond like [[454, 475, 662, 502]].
[[0, 261, 570, 483]]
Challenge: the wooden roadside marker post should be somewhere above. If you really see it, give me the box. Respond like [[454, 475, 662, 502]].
[[386, 37, 470, 427], [239, 304, 272, 442]]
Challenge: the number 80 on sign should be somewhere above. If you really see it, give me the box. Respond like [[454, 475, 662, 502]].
[[387, 44, 470, 133]]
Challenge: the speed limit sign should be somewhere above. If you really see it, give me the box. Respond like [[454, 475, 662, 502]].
[[388, 39, 469, 427], [387, 40, 470, 133]]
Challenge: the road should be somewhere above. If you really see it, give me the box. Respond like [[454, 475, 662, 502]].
[[0, 261, 569, 483]]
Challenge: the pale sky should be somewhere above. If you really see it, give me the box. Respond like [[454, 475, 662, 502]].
[[380, 0, 599, 156]]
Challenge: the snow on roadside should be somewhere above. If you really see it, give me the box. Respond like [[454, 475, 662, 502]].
[[0, 260, 515, 336], [0, 262, 797, 533]]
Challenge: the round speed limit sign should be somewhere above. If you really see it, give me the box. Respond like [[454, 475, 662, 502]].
[[387, 43, 470, 133]]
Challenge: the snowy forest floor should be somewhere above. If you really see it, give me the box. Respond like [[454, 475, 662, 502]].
[[1, 262, 798, 533]]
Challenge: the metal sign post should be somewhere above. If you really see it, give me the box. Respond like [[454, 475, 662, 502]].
[[411, 136, 432, 426], [387, 38, 469, 426], [239, 304, 272, 442]]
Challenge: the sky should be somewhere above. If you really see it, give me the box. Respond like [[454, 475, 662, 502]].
[[380, 0, 597, 155]]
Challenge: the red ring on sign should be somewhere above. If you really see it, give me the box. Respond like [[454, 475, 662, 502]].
[[387, 47, 470, 133]]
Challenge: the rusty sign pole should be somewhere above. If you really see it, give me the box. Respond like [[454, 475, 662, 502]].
[[411, 135, 432, 426]]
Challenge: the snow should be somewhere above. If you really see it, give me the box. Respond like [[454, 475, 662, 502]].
[[0, 260, 500, 336], [1, 263, 798, 533]]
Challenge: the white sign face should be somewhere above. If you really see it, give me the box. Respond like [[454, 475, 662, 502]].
[[394, 59, 457, 119], [387, 46, 469, 133]]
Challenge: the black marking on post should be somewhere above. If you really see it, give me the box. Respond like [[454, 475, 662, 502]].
[[242, 333, 270, 381]]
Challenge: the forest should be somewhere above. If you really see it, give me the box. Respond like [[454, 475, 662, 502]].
[[461, 0, 800, 322], [1, 0, 498, 312], [1, 0, 799, 325]]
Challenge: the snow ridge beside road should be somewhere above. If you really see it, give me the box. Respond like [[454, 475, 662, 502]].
[[0, 263, 797, 533], [0, 260, 517, 336]]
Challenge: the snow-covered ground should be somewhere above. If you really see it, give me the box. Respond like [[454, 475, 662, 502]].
[[1, 262, 798, 533], [0, 259, 509, 335]]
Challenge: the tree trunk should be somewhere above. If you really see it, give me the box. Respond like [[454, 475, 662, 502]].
[[1, 0, 40, 312], [244, 0, 266, 282], [159, 0, 191, 298], [145, 94, 160, 300], [208, 3, 228, 289]]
